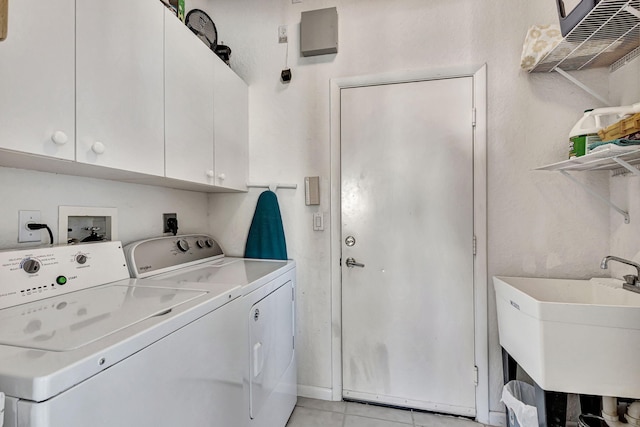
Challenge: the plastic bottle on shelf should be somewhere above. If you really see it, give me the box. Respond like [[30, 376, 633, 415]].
[[569, 109, 601, 158], [568, 102, 640, 158]]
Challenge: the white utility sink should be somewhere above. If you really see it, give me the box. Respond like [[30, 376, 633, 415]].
[[494, 276, 640, 399]]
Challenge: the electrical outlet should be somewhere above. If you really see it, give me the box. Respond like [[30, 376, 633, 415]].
[[163, 213, 178, 234], [18, 210, 41, 243], [278, 25, 288, 43]]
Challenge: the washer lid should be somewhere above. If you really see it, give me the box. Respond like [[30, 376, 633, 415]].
[[0, 284, 206, 351], [154, 259, 288, 287]]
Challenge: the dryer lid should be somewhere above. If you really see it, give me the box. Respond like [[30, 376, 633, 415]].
[[0, 284, 206, 351]]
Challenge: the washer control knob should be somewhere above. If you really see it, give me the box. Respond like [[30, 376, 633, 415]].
[[205, 238, 215, 248], [22, 258, 41, 274], [177, 239, 190, 252], [76, 254, 87, 264], [196, 239, 206, 248]]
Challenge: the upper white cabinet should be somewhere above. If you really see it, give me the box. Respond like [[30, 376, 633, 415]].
[[76, 0, 165, 176], [164, 10, 215, 185], [0, 0, 249, 192], [0, 0, 75, 161], [213, 59, 249, 191]]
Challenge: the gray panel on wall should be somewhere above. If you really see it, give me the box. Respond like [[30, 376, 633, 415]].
[[300, 7, 338, 57]]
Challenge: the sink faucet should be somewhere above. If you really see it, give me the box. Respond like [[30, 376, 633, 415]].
[[600, 255, 640, 286]]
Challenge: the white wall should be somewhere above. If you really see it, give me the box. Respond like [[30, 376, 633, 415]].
[[199, 0, 626, 418], [0, 167, 210, 249]]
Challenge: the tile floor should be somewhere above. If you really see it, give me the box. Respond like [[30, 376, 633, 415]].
[[286, 398, 487, 427]]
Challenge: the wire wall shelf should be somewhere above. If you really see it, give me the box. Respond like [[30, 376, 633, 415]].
[[531, 0, 640, 73], [536, 147, 640, 172], [537, 147, 640, 223]]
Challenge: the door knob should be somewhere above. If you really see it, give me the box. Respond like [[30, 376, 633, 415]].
[[345, 257, 365, 268]]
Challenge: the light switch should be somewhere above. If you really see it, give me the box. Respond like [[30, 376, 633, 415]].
[[313, 212, 324, 231]]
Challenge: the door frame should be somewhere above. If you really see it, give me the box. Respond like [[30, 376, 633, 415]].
[[329, 65, 488, 423]]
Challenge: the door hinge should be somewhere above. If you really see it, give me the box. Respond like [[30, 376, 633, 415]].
[[472, 108, 477, 127], [473, 366, 479, 386], [473, 235, 477, 256]]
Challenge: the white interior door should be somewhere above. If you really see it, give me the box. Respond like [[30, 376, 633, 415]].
[[341, 77, 476, 416]]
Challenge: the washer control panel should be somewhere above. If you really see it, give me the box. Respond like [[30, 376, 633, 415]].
[[124, 234, 224, 278], [0, 242, 130, 309]]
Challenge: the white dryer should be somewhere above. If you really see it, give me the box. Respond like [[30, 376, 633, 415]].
[[0, 241, 243, 427], [125, 234, 297, 427]]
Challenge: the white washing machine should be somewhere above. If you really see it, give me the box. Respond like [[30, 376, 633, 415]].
[[0, 241, 243, 427], [124, 234, 297, 427]]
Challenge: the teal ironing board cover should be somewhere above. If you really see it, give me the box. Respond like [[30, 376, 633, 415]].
[[244, 190, 288, 260]]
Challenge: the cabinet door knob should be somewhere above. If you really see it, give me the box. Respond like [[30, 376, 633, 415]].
[[91, 141, 105, 155], [51, 131, 68, 145], [206, 170, 215, 178], [218, 173, 226, 180]]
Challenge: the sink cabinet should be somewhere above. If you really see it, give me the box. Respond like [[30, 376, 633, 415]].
[[495, 275, 640, 426], [76, 0, 165, 176], [0, 0, 75, 161], [494, 276, 640, 398]]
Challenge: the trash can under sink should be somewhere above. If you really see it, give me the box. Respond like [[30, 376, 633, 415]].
[[502, 380, 539, 427]]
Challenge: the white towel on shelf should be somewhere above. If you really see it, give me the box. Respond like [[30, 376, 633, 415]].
[[520, 24, 562, 71]]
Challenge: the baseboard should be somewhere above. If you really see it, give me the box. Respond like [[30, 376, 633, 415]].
[[297, 384, 335, 401], [489, 411, 507, 427]]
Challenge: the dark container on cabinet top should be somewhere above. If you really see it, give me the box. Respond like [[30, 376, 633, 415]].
[[555, 0, 602, 36]]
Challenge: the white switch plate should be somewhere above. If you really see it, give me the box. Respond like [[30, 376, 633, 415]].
[[18, 210, 41, 243], [313, 212, 324, 231], [278, 25, 288, 43]]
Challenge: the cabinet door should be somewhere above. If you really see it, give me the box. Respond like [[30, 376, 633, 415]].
[[76, 0, 164, 176], [213, 59, 249, 191], [0, 0, 75, 160], [164, 10, 214, 185]]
